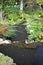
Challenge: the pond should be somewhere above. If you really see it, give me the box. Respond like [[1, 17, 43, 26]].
[[0, 44, 43, 65]]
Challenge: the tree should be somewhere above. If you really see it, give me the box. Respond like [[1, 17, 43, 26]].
[[20, 0, 27, 11], [20, 0, 24, 11]]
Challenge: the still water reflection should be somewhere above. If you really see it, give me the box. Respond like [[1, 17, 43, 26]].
[[0, 44, 43, 65], [34, 44, 43, 65]]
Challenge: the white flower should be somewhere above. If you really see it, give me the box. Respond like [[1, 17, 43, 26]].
[[30, 30, 34, 33]]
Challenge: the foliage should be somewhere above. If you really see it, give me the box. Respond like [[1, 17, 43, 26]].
[[0, 0, 43, 42], [25, 16, 43, 41], [36, 0, 43, 4], [3, 11, 27, 24], [2, 25, 17, 37], [24, 7, 43, 15], [3, 5, 20, 12], [0, 4, 2, 10], [3, 0, 16, 6]]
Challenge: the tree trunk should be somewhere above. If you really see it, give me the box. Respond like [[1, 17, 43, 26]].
[[20, 0, 23, 12], [0, 11, 2, 19]]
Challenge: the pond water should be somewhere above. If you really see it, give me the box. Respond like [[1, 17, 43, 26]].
[[33, 44, 43, 65], [0, 44, 43, 65]]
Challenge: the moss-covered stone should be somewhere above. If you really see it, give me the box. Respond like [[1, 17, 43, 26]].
[[0, 53, 14, 65]]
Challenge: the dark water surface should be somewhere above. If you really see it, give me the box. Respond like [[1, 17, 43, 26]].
[[0, 44, 43, 65], [33, 44, 43, 65]]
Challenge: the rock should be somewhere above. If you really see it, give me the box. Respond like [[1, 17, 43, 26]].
[[10, 63, 17, 65], [13, 41, 24, 44], [25, 40, 34, 44], [30, 40, 34, 43], [2, 40, 11, 44], [0, 38, 4, 44], [25, 40, 29, 44], [40, 40, 43, 43], [4, 25, 28, 41], [25, 2, 34, 8], [0, 52, 16, 65], [0, 52, 3, 56], [0, 38, 3, 42], [13, 41, 16, 43], [0, 38, 11, 44], [25, 2, 42, 9], [38, 3, 42, 9]]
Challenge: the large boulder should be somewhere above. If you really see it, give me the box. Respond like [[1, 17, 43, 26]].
[[4, 25, 28, 42], [0, 52, 16, 65]]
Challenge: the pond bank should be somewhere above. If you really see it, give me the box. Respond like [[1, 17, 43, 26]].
[[0, 38, 43, 48]]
